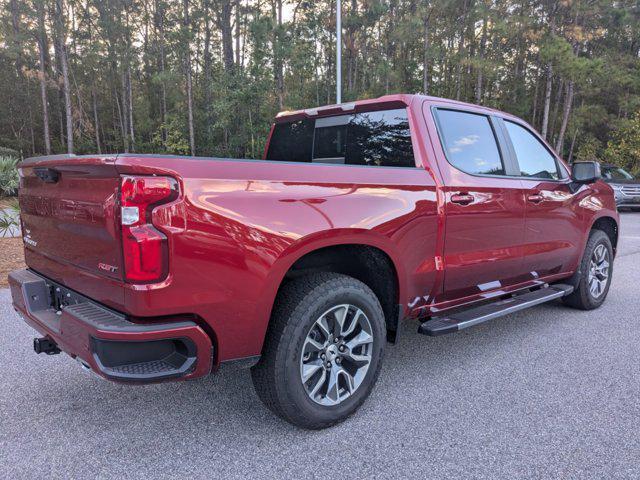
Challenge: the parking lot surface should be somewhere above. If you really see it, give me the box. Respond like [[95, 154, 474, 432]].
[[1, 213, 640, 479]]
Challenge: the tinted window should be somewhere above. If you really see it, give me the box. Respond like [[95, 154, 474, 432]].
[[266, 119, 313, 162], [436, 110, 505, 175], [505, 121, 560, 179], [347, 109, 415, 167], [313, 116, 349, 161], [266, 108, 415, 167]]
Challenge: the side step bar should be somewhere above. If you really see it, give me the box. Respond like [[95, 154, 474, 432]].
[[418, 284, 574, 337]]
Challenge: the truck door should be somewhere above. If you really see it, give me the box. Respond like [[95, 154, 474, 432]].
[[427, 106, 529, 302], [501, 119, 583, 278]]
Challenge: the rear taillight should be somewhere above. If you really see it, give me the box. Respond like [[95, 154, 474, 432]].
[[120, 176, 178, 283]]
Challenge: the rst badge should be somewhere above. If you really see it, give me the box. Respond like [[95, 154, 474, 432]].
[[98, 263, 118, 273]]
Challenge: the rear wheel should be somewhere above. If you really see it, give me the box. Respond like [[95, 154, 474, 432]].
[[251, 273, 386, 429], [563, 229, 613, 310]]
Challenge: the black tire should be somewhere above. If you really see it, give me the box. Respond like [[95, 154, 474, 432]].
[[562, 229, 613, 310], [251, 272, 386, 429]]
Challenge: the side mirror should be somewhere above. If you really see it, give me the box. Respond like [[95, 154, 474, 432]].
[[571, 161, 601, 184]]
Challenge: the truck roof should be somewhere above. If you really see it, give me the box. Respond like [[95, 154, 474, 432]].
[[274, 93, 512, 123]]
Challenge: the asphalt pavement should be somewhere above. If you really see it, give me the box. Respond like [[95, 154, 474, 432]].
[[1, 213, 640, 479]]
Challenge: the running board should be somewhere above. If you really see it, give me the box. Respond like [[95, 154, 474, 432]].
[[418, 284, 574, 337]]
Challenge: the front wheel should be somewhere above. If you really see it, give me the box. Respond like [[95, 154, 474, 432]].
[[251, 273, 386, 429], [563, 229, 613, 310]]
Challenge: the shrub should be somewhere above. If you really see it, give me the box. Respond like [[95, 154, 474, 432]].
[[0, 197, 19, 237], [0, 156, 19, 196], [0, 210, 19, 237], [604, 113, 640, 176], [0, 146, 19, 158]]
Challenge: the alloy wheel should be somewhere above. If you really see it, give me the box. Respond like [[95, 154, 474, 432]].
[[588, 244, 610, 299], [299, 304, 374, 406]]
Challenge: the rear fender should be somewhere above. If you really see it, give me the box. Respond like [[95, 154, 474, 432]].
[[251, 229, 407, 352]]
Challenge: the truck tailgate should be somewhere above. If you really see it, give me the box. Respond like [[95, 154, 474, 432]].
[[19, 156, 124, 299]]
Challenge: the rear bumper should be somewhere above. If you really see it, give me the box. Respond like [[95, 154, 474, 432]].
[[8, 269, 213, 383]]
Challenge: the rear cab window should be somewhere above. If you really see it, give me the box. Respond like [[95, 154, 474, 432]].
[[266, 108, 416, 168]]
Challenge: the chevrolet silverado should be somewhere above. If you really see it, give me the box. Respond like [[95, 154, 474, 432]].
[[9, 94, 618, 429]]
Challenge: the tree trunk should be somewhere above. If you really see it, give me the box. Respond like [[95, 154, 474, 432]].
[[120, 74, 129, 152], [531, 68, 540, 126], [555, 81, 574, 154], [235, 0, 241, 68], [272, 0, 284, 109], [218, 0, 235, 74], [9, 0, 23, 75], [345, 0, 358, 93], [57, 96, 65, 147], [203, 0, 214, 144], [455, 0, 468, 101], [476, 11, 488, 104], [567, 127, 578, 164], [92, 89, 102, 154], [29, 106, 36, 156], [541, 63, 553, 139], [240, 0, 248, 67], [55, 0, 73, 153], [184, 0, 195, 155], [513, 2, 526, 104], [550, 78, 563, 143], [541, 16, 555, 139], [48, 1, 65, 149], [127, 67, 135, 151], [155, 0, 168, 146], [422, 12, 429, 94], [36, 1, 51, 155]]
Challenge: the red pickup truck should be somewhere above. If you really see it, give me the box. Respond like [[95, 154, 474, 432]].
[[9, 94, 618, 429]]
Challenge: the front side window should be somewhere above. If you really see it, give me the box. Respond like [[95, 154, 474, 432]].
[[435, 109, 505, 176], [505, 121, 560, 180], [266, 108, 415, 167]]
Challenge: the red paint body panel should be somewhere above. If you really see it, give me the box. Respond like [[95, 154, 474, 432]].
[[11, 94, 619, 375], [115, 156, 440, 361]]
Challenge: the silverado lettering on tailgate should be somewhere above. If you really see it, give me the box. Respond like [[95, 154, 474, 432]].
[[20, 195, 103, 223]]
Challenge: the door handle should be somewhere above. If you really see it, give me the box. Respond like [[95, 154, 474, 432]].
[[527, 193, 544, 204], [450, 193, 475, 205]]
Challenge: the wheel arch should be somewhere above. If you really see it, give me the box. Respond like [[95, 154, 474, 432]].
[[590, 215, 619, 255], [564, 213, 619, 291], [254, 230, 408, 352]]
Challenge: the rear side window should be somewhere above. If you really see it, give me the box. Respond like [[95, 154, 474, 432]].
[[266, 108, 415, 167], [505, 121, 560, 180], [347, 109, 415, 167], [435, 109, 505, 176], [266, 119, 314, 162]]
